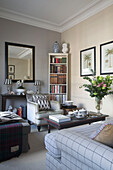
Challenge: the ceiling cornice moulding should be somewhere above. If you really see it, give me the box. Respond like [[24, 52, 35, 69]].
[[0, 7, 60, 32], [0, 0, 113, 33], [60, 0, 113, 32]]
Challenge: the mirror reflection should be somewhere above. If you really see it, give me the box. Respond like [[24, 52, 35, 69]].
[[5, 42, 35, 82]]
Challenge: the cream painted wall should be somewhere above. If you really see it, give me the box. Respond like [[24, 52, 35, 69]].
[[61, 4, 113, 116]]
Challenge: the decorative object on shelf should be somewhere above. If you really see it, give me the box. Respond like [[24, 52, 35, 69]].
[[34, 80, 41, 94], [10, 91, 15, 95], [100, 40, 113, 75], [80, 70, 113, 113], [62, 43, 68, 53], [13, 108, 17, 114], [4, 78, 12, 93], [8, 105, 13, 112], [16, 80, 25, 95], [53, 41, 60, 53], [80, 46, 96, 76]]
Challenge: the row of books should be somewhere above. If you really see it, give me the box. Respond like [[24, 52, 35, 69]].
[[50, 85, 66, 94], [49, 94, 66, 103], [50, 56, 66, 63], [50, 65, 66, 73], [50, 74, 66, 84]]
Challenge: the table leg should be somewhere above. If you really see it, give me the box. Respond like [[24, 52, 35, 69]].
[[2, 96, 6, 111], [48, 124, 50, 133]]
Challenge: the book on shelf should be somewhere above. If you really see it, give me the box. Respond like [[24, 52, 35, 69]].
[[50, 56, 66, 64], [49, 114, 71, 123], [50, 74, 66, 84], [56, 58, 58, 63], [49, 94, 66, 104], [63, 95, 66, 103], [50, 85, 66, 94], [62, 58, 66, 63], [50, 65, 66, 73], [57, 74, 66, 84], [50, 74, 57, 84]]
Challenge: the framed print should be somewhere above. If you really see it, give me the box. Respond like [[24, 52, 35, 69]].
[[100, 41, 113, 74], [80, 47, 96, 76], [8, 74, 15, 79], [8, 65, 15, 74]]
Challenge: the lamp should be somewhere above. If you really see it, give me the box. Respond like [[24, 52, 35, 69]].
[[34, 80, 41, 94], [4, 79, 12, 93]]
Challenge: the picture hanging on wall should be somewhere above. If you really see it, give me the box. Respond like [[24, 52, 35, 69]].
[[100, 41, 113, 74], [8, 74, 15, 79], [8, 65, 15, 74], [80, 46, 96, 76]]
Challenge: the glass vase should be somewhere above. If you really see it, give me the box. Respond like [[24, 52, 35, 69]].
[[95, 97, 102, 114]]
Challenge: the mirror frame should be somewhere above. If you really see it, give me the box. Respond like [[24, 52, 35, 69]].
[[5, 42, 35, 83]]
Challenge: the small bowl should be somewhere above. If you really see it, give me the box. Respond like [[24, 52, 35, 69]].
[[16, 89, 25, 94], [65, 101, 73, 106]]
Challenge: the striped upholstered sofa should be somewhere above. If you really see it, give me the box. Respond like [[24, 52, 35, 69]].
[[45, 120, 113, 170]]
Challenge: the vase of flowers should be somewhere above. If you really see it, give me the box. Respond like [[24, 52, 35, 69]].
[[80, 70, 113, 113]]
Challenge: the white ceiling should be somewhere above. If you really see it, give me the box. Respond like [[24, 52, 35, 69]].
[[0, 0, 113, 32]]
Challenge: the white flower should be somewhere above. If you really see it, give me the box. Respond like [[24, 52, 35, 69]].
[[17, 80, 21, 85]]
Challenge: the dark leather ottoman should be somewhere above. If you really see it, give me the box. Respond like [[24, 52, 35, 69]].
[[0, 121, 30, 162]]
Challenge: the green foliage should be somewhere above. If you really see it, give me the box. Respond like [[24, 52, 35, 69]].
[[105, 48, 113, 56], [17, 86, 25, 89], [17, 80, 24, 89], [80, 71, 113, 100]]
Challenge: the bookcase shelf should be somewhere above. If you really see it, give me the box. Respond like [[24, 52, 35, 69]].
[[49, 53, 68, 104]]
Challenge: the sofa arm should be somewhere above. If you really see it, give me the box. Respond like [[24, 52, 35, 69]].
[[56, 130, 113, 170]]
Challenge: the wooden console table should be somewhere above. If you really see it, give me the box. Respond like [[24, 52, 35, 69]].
[[1, 94, 26, 111]]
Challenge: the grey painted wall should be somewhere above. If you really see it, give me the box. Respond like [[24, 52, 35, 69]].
[[0, 18, 61, 91], [0, 18, 61, 110]]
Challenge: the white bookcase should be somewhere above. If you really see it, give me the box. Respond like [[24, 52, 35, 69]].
[[48, 53, 68, 104]]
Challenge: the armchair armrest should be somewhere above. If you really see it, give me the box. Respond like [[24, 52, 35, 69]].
[[27, 100, 38, 106], [56, 130, 113, 170]]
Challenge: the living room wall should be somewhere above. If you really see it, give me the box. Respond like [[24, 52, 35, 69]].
[[61, 4, 113, 116], [0, 18, 60, 110]]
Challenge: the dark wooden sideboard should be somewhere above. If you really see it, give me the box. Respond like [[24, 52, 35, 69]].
[[1, 94, 26, 111]]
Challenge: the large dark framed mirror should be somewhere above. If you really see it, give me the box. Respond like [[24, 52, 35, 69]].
[[5, 42, 35, 82]]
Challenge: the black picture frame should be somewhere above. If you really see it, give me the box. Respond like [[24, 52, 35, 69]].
[[8, 74, 15, 80], [80, 46, 96, 76], [5, 42, 35, 83], [8, 65, 15, 74], [100, 41, 113, 75]]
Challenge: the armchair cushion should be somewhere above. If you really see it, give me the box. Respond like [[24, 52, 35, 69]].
[[32, 94, 51, 111], [35, 109, 63, 119]]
